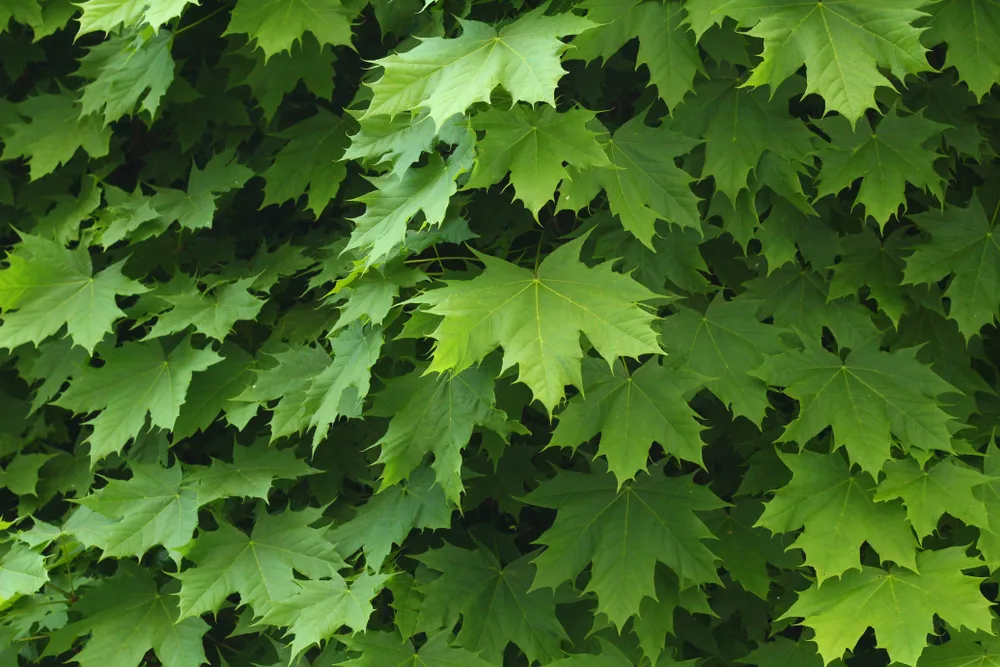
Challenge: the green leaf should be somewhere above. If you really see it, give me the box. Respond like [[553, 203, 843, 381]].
[[75, 0, 196, 35], [172, 343, 256, 438], [364, 5, 595, 127], [828, 228, 912, 325], [924, 0, 1000, 99], [916, 633, 1000, 667], [77, 30, 175, 125], [874, 457, 991, 539], [225, 0, 354, 59], [184, 440, 318, 505], [411, 234, 662, 414], [467, 105, 610, 218], [176, 508, 345, 619], [1, 452, 55, 496], [259, 572, 389, 659], [72, 463, 198, 559], [715, 0, 931, 123], [815, 109, 946, 227], [550, 358, 705, 484], [339, 631, 499, 667], [151, 152, 254, 232], [783, 548, 992, 667], [261, 108, 348, 216], [757, 450, 917, 583], [328, 466, 453, 571], [47, 562, 208, 667], [145, 277, 265, 341], [369, 364, 511, 504], [661, 295, 784, 425], [0, 93, 110, 179], [56, 338, 222, 460], [526, 461, 725, 627], [413, 544, 569, 663], [342, 112, 450, 179], [0, 233, 146, 352], [903, 194, 1000, 339], [0, 543, 47, 601], [753, 340, 956, 474]]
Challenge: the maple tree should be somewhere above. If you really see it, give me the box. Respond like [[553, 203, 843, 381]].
[[3, 0, 1000, 666]]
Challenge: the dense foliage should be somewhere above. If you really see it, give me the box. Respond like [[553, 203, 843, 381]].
[[2, 0, 1000, 665]]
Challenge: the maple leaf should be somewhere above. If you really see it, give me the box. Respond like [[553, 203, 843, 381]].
[[631, 567, 713, 664], [229, 39, 336, 122], [783, 548, 993, 666], [569, 116, 702, 248], [0, 0, 41, 33], [329, 466, 453, 571], [173, 343, 256, 438], [369, 364, 512, 504], [0, 543, 47, 601], [660, 295, 784, 425], [55, 337, 222, 461], [526, 461, 725, 627], [0, 452, 54, 496], [364, 5, 595, 128], [261, 108, 348, 216], [828, 228, 912, 325], [756, 450, 917, 583], [705, 498, 800, 598], [0, 93, 110, 179], [76, 30, 175, 125], [673, 75, 815, 203], [413, 544, 568, 663], [468, 105, 610, 218], [345, 151, 466, 268], [176, 508, 345, 619], [0, 232, 146, 352], [874, 457, 991, 539], [46, 562, 208, 667], [71, 463, 198, 559], [714, 0, 932, 122], [753, 339, 956, 474], [411, 234, 662, 414], [342, 112, 455, 179], [916, 632, 1000, 667], [903, 194, 1000, 339], [924, 0, 1000, 99], [225, 0, 354, 59], [184, 440, 318, 505], [974, 445, 1000, 568], [259, 572, 389, 659], [75, 0, 197, 35], [339, 630, 498, 667], [151, 152, 254, 231], [815, 109, 947, 226], [550, 358, 705, 484], [327, 263, 426, 332], [145, 277, 265, 341]]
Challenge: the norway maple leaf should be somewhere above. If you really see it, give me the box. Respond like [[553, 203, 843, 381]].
[[45, 562, 208, 667], [151, 152, 254, 232], [753, 339, 956, 474], [874, 457, 992, 539], [783, 548, 993, 666], [339, 631, 498, 667], [173, 343, 257, 438], [924, 0, 1000, 99], [145, 277, 265, 341], [816, 109, 946, 226], [0, 232, 146, 352], [76, 30, 175, 126], [467, 105, 610, 218], [757, 450, 917, 583], [225, 0, 355, 58], [0, 542, 47, 600], [413, 544, 569, 663], [261, 109, 347, 216], [903, 194, 1000, 339], [0, 93, 110, 180], [342, 112, 460, 179], [660, 295, 784, 425], [75, 0, 196, 35], [369, 364, 513, 504], [672, 74, 815, 203], [828, 228, 912, 325], [55, 337, 222, 461], [570, 0, 702, 111], [329, 466, 453, 571], [71, 463, 198, 559], [411, 234, 662, 414], [550, 358, 705, 484], [526, 461, 725, 627], [560, 116, 701, 248], [184, 440, 318, 506], [176, 508, 345, 619], [714, 0, 932, 122], [364, 5, 594, 128]]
